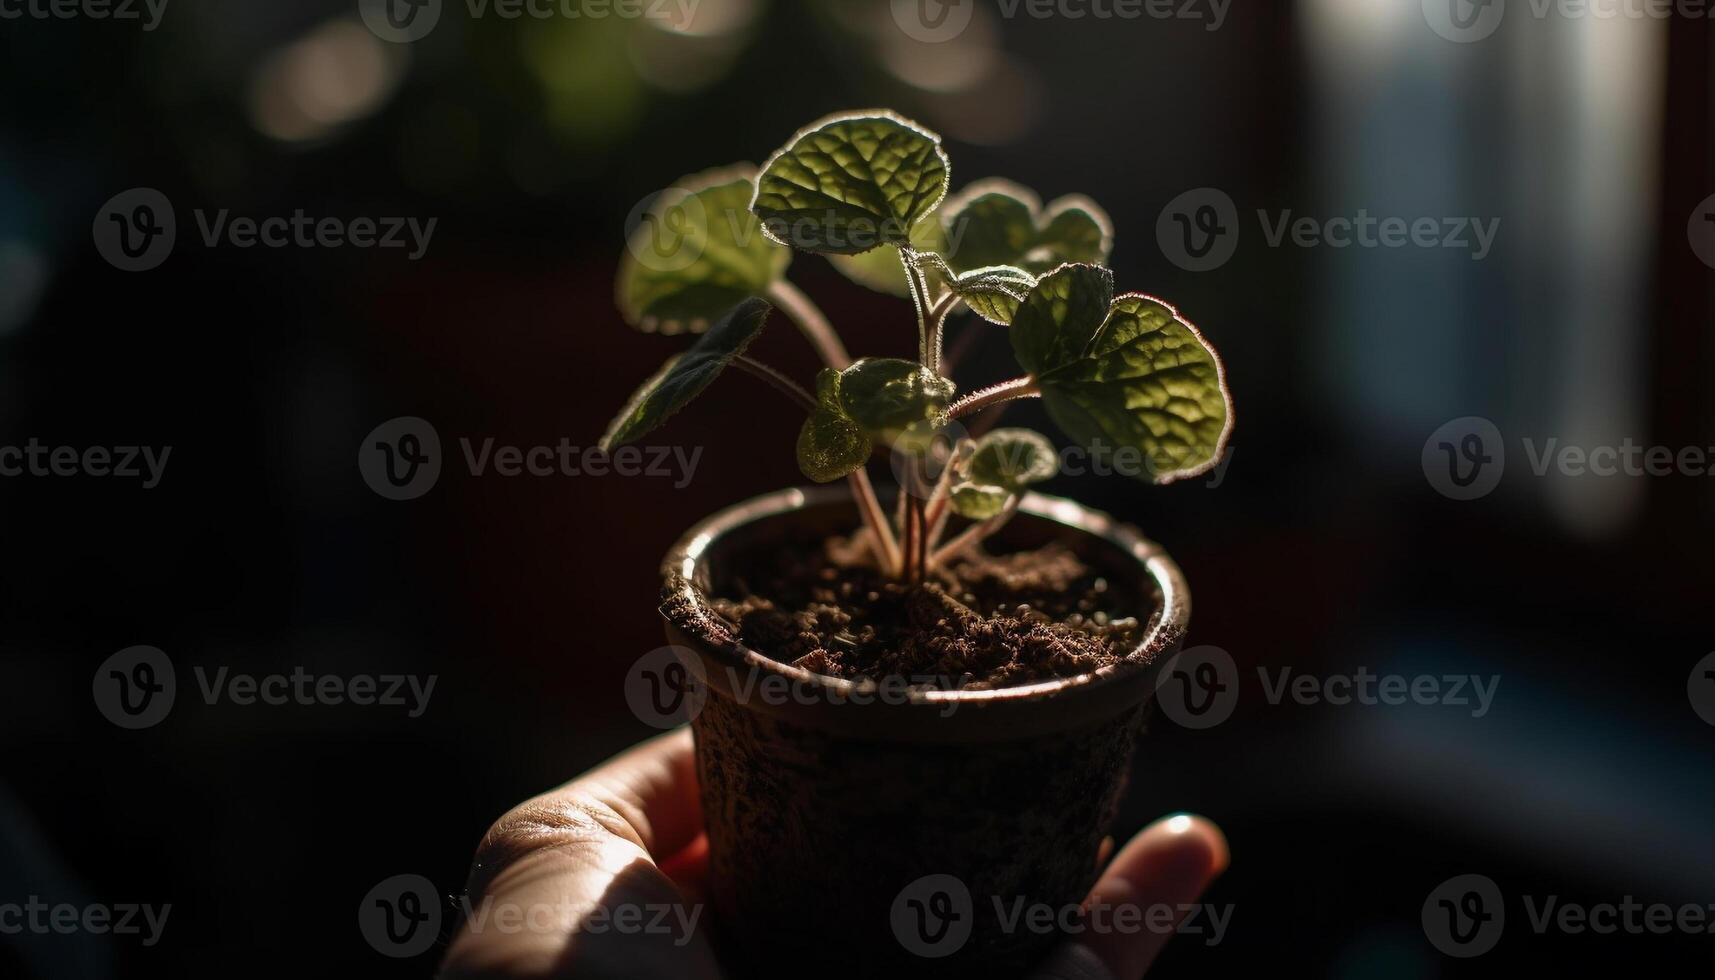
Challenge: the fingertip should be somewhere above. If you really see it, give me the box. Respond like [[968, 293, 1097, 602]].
[[1146, 812, 1229, 878]]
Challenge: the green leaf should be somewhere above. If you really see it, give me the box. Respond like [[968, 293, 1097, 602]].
[[1009, 263, 1115, 376], [968, 428, 1058, 489], [797, 368, 871, 483], [599, 298, 772, 451], [942, 179, 1112, 276], [825, 218, 949, 296], [949, 483, 1010, 520], [1009, 266, 1233, 483], [836, 357, 956, 448], [951, 265, 1036, 325], [752, 111, 950, 256], [617, 165, 790, 334]]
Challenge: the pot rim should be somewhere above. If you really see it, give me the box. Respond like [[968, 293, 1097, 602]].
[[660, 486, 1190, 717]]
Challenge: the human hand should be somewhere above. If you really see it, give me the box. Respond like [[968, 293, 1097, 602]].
[[441, 728, 1228, 979]]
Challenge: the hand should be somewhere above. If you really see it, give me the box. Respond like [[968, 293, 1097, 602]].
[[441, 728, 1228, 979]]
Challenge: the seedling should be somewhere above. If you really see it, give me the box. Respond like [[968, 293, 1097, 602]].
[[603, 110, 1233, 583]]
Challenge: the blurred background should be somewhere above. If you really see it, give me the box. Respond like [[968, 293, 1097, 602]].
[[1, 0, 1711, 975]]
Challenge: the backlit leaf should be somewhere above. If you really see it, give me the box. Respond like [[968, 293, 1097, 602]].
[[752, 111, 950, 255], [600, 298, 772, 450], [617, 165, 790, 334]]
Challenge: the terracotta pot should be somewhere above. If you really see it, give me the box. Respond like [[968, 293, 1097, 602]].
[[659, 486, 1190, 977]]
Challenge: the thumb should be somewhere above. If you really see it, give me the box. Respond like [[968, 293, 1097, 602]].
[[1031, 813, 1229, 980]]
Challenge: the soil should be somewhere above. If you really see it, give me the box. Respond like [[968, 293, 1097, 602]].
[[683, 533, 1154, 690]]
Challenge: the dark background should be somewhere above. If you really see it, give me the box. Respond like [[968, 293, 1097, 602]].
[[2, 0, 1712, 975]]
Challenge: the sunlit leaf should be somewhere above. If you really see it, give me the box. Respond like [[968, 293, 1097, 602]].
[[942, 179, 1112, 276], [617, 164, 790, 334], [752, 111, 950, 255], [951, 265, 1036, 325], [968, 428, 1058, 489], [797, 368, 871, 483], [600, 298, 772, 450], [1010, 265, 1232, 483], [826, 218, 949, 296], [836, 357, 957, 449], [949, 482, 1010, 520], [1009, 263, 1115, 376]]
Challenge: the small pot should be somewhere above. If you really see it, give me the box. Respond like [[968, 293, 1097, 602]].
[[659, 486, 1190, 977]]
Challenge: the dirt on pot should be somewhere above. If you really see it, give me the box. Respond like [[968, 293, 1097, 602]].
[[681, 532, 1156, 690]]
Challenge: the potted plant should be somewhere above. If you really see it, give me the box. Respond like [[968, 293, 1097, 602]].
[[604, 110, 1233, 976]]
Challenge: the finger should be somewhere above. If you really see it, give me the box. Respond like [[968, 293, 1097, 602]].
[[441, 728, 720, 980], [1032, 813, 1229, 980]]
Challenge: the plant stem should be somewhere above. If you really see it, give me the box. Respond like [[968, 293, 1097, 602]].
[[920, 439, 970, 554], [766, 280, 850, 370], [732, 356, 896, 572], [731, 356, 817, 411], [900, 247, 930, 367], [947, 377, 1041, 420], [926, 291, 960, 376], [930, 496, 1020, 568], [848, 466, 901, 574]]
